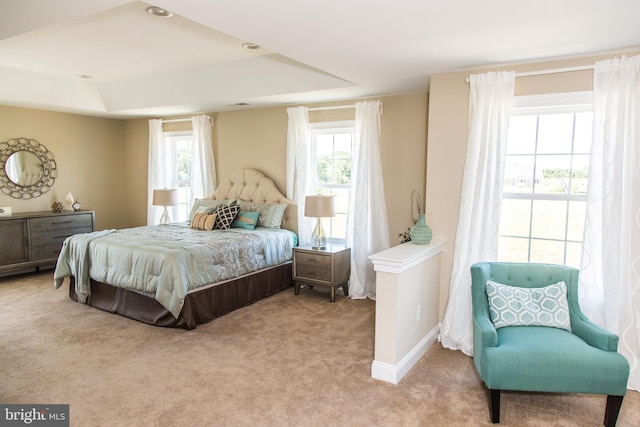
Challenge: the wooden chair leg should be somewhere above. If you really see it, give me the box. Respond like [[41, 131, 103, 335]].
[[604, 395, 624, 427], [489, 389, 500, 423]]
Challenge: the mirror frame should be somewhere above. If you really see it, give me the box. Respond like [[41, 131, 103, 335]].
[[0, 137, 57, 199]]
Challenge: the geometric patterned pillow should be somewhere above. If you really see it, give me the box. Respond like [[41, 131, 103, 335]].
[[213, 204, 240, 230], [188, 199, 236, 223], [485, 280, 571, 332]]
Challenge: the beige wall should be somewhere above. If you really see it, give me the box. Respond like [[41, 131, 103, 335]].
[[123, 93, 429, 241], [426, 49, 640, 319], [0, 106, 128, 230]]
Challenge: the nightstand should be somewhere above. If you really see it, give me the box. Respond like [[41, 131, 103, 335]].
[[293, 244, 351, 302]]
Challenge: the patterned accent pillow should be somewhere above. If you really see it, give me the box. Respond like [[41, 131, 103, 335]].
[[190, 213, 217, 231], [485, 280, 571, 332], [231, 211, 260, 230], [188, 199, 236, 223], [236, 201, 287, 228], [214, 204, 240, 230]]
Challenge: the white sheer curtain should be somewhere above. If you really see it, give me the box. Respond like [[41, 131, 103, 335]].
[[147, 119, 177, 225], [286, 106, 314, 245], [347, 100, 390, 299], [580, 55, 640, 391], [190, 115, 217, 201], [439, 71, 515, 356]]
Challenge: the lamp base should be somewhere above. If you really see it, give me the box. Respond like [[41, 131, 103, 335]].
[[311, 217, 327, 250], [159, 206, 171, 225]]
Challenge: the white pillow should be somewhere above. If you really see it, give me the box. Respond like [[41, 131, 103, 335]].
[[485, 280, 571, 332]]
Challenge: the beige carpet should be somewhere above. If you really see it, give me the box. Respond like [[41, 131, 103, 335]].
[[1, 271, 639, 427]]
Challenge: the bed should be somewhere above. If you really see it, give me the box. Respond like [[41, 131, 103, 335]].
[[53, 169, 298, 329]]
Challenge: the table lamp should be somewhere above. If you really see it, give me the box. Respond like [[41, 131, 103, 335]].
[[153, 189, 178, 224], [304, 195, 335, 249]]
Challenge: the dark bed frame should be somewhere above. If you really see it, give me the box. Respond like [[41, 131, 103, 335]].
[[69, 262, 293, 329], [64, 169, 299, 330]]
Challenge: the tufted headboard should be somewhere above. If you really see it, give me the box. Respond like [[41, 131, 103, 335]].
[[207, 169, 298, 235]]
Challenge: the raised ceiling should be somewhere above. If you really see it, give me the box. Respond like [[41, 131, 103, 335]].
[[1, 0, 639, 118]]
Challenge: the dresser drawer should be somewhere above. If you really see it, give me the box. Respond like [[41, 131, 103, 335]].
[[31, 243, 64, 261], [294, 252, 331, 269], [29, 214, 93, 232], [30, 227, 92, 246], [295, 265, 331, 282]]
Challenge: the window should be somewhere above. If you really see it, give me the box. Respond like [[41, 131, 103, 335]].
[[310, 121, 355, 245], [498, 93, 593, 268], [164, 131, 193, 222]]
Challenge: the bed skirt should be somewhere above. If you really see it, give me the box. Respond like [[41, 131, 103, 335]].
[[68, 261, 293, 329]]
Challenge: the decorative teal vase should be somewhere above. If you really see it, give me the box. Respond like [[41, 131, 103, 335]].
[[410, 213, 432, 245]]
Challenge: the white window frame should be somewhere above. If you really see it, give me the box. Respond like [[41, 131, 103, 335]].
[[498, 91, 593, 267], [309, 120, 355, 245], [164, 130, 193, 222]]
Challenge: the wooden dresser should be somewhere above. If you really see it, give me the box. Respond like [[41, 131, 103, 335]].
[[0, 210, 95, 275]]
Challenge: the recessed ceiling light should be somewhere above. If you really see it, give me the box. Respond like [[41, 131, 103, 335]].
[[76, 74, 93, 79], [235, 103, 250, 106], [145, 6, 173, 17], [242, 43, 260, 50]]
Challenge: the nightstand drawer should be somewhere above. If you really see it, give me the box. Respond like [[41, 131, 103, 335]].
[[295, 252, 331, 269], [295, 265, 331, 282]]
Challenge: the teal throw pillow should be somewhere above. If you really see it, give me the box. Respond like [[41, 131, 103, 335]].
[[231, 211, 260, 230], [485, 280, 571, 332]]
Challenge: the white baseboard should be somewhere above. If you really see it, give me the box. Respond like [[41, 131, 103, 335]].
[[371, 323, 440, 384]]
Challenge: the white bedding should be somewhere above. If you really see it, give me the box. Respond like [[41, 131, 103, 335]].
[[54, 224, 295, 318]]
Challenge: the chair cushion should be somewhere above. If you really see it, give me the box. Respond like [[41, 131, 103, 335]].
[[480, 326, 629, 395], [486, 280, 571, 331]]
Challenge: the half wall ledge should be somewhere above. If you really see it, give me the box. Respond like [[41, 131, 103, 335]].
[[369, 239, 446, 384]]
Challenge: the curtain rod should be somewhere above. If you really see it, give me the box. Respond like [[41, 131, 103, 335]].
[[308, 104, 355, 112], [161, 116, 212, 124], [465, 64, 594, 83], [162, 118, 191, 123]]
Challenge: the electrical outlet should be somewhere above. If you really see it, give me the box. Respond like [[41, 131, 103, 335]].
[[416, 305, 421, 322]]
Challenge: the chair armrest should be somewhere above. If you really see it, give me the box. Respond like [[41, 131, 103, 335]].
[[572, 313, 619, 352], [474, 314, 498, 349], [473, 314, 497, 373]]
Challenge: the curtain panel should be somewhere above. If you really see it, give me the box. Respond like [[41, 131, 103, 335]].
[[580, 55, 640, 391], [347, 100, 390, 299], [439, 71, 515, 356], [286, 106, 314, 245], [191, 115, 217, 201]]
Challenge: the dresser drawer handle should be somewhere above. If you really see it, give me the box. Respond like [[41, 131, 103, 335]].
[[51, 220, 74, 225]]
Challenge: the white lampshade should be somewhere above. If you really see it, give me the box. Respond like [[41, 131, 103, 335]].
[[153, 189, 178, 225], [304, 195, 335, 218], [305, 195, 335, 250], [153, 189, 178, 207]]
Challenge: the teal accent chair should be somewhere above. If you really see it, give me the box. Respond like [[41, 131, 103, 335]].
[[471, 262, 630, 425]]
